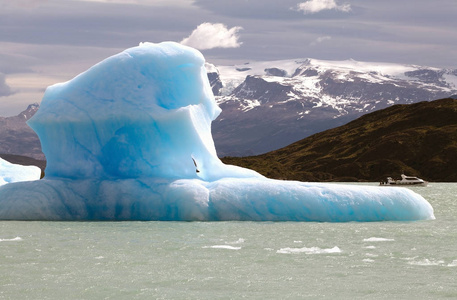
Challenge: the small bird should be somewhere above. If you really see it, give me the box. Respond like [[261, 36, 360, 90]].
[[192, 157, 200, 173]]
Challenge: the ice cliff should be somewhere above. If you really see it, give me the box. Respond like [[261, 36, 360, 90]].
[[0, 42, 434, 221]]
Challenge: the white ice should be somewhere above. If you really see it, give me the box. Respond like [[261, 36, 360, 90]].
[[0, 158, 41, 186], [0, 42, 435, 221]]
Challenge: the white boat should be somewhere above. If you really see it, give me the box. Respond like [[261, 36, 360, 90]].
[[380, 174, 428, 186]]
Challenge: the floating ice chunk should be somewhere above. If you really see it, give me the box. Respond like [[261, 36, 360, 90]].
[[0, 42, 435, 222], [0, 158, 41, 186]]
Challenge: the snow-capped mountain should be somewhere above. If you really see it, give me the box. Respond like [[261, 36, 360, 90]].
[[208, 59, 457, 156], [2, 59, 457, 160]]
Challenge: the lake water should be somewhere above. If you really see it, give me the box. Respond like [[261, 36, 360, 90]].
[[1, 183, 456, 299]]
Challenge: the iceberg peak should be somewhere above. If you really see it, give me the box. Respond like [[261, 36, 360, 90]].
[[27, 42, 250, 181]]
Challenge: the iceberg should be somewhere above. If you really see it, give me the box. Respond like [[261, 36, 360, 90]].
[[0, 158, 41, 186], [0, 42, 434, 221]]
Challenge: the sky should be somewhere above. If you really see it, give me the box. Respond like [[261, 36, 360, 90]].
[[1, 0, 456, 116]]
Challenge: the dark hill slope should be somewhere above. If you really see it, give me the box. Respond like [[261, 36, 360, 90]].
[[222, 98, 457, 182]]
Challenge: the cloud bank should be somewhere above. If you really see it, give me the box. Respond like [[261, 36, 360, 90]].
[[296, 0, 351, 14], [181, 23, 243, 50]]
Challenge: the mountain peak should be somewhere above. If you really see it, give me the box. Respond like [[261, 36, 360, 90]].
[[17, 102, 39, 120]]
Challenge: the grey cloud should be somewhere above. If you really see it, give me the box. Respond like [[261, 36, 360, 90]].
[[0, 60, 34, 75], [193, 0, 304, 20], [1, 0, 457, 117], [0, 0, 204, 48], [1, 0, 457, 74], [193, 0, 356, 20]]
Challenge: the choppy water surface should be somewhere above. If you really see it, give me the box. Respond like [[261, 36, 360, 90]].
[[1, 183, 456, 299]]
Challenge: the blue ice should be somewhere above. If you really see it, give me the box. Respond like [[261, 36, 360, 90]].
[[0, 42, 434, 221]]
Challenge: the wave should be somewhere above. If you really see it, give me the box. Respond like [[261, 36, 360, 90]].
[[0, 236, 22, 242], [277, 246, 341, 254], [203, 245, 242, 250], [363, 237, 395, 242]]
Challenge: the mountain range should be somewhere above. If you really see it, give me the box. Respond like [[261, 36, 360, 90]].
[[1, 58, 457, 161], [222, 97, 457, 182], [208, 58, 457, 156]]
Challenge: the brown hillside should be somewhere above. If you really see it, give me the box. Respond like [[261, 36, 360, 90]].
[[222, 98, 457, 182]]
